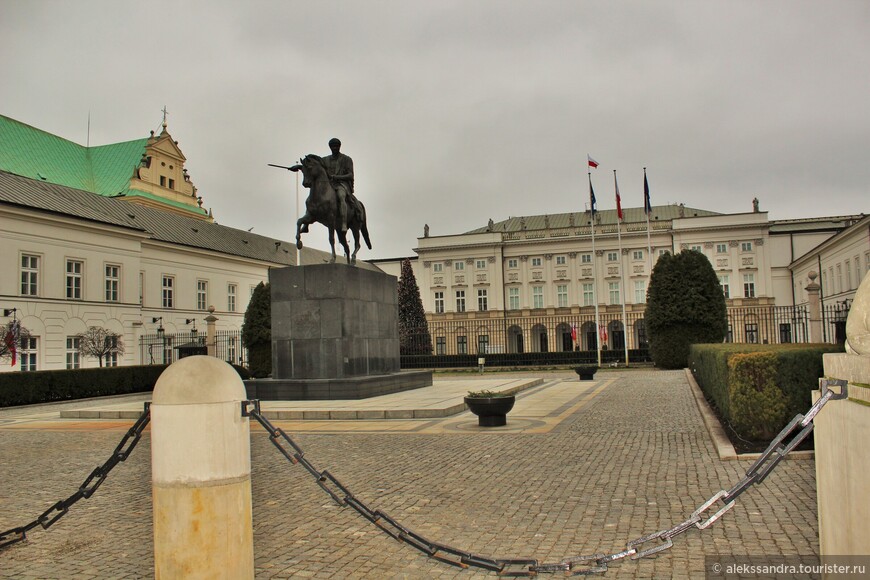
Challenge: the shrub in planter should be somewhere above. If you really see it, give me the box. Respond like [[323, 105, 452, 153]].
[[464, 390, 516, 427]]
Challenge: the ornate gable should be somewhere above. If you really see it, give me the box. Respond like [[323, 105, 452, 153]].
[[127, 121, 211, 221]]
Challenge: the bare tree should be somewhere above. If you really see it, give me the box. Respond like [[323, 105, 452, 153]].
[[1, 320, 31, 364], [75, 326, 125, 367]]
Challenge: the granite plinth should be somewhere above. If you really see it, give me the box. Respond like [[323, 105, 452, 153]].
[[244, 370, 433, 401], [270, 264, 400, 380]]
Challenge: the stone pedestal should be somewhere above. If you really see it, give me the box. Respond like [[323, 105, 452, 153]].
[[814, 353, 870, 558], [245, 264, 431, 400]]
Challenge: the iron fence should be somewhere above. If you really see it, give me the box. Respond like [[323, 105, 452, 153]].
[[139, 330, 246, 367]]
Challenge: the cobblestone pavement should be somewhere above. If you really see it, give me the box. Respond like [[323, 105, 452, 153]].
[[0, 370, 819, 578]]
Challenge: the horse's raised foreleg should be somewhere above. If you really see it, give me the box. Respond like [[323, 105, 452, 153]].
[[296, 213, 314, 250]]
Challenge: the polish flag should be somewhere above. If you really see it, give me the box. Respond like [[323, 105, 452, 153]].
[[571, 324, 578, 343], [615, 174, 623, 221], [587, 155, 599, 169]]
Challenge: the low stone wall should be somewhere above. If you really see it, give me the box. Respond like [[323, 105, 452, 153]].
[[814, 353, 870, 556]]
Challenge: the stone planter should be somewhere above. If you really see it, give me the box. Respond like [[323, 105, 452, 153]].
[[574, 366, 597, 381], [464, 395, 516, 427]]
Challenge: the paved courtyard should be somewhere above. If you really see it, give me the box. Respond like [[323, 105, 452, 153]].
[[0, 370, 819, 578]]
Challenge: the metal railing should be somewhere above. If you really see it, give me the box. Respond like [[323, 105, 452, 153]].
[[139, 330, 246, 366]]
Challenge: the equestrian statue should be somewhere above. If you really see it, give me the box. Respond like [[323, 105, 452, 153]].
[[273, 138, 371, 265]]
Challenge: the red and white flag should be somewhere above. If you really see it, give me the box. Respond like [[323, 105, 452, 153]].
[[599, 325, 608, 344], [571, 324, 578, 343], [615, 173, 623, 221], [587, 155, 599, 169]]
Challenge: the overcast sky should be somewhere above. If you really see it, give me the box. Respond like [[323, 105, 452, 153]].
[[2, 1, 868, 259]]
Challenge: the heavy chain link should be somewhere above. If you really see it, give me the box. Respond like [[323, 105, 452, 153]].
[[0, 403, 151, 550], [245, 378, 848, 576]]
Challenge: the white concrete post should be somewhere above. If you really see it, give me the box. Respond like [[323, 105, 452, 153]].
[[151, 356, 254, 579], [805, 271, 822, 343]]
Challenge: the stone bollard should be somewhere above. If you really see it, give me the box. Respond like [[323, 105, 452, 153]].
[[151, 356, 254, 579]]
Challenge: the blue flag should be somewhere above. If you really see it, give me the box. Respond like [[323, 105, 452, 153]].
[[589, 179, 597, 215]]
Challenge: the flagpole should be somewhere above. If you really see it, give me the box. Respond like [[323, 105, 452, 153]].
[[614, 170, 629, 367], [589, 171, 602, 368]]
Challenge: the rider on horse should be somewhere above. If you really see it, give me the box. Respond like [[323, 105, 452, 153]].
[[323, 138, 359, 233]]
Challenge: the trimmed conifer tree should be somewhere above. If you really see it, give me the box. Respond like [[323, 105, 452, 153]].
[[242, 281, 271, 377], [398, 258, 432, 355], [646, 250, 727, 369]]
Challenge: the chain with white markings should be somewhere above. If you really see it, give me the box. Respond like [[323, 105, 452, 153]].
[[244, 378, 848, 576]]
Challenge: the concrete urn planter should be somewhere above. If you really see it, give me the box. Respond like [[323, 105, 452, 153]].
[[574, 366, 598, 381], [464, 394, 516, 427]]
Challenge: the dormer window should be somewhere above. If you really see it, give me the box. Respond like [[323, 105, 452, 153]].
[[160, 176, 166, 187], [168, 179, 175, 189]]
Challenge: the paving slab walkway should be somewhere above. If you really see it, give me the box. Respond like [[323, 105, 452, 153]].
[[0, 370, 820, 578]]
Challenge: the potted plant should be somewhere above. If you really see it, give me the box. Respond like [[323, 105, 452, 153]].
[[574, 365, 598, 380], [464, 390, 516, 427]]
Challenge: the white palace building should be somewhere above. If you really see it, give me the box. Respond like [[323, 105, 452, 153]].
[[375, 204, 870, 357]]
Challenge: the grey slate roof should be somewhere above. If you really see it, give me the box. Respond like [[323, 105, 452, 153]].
[[0, 170, 377, 269], [464, 204, 721, 234]]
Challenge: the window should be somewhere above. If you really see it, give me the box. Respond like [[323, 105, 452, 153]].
[[607, 252, 618, 262], [105, 265, 120, 302], [139, 272, 145, 306], [856, 257, 862, 285], [741, 241, 753, 252], [227, 284, 237, 312], [435, 336, 446, 355], [197, 280, 208, 310], [507, 259, 518, 269], [531, 257, 542, 267], [658, 249, 670, 259], [20, 337, 37, 371], [168, 178, 175, 189], [227, 336, 238, 365], [477, 289, 488, 311], [477, 334, 489, 354], [581, 254, 592, 264], [455, 290, 466, 312], [556, 284, 568, 307], [845, 260, 852, 290], [476, 259, 487, 269], [745, 323, 758, 344], [160, 175, 166, 187], [457, 335, 467, 354], [632, 250, 644, 261], [105, 335, 119, 367], [20, 255, 39, 296], [726, 324, 733, 343], [634, 280, 646, 304], [716, 243, 728, 254], [433, 263, 443, 273], [556, 255, 567, 266], [66, 260, 83, 299], [779, 323, 792, 344], [454, 261, 465, 271], [532, 286, 544, 309], [508, 287, 520, 310], [719, 275, 730, 299], [836, 265, 842, 294], [609, 282, 620, 305], [743, 273, 755, 298], [434, 291, 444, 313], [583, 283, 594, 306], [66, 336, 81, 369], [162, 276, 174, 308], [690, 245, 702, 252]]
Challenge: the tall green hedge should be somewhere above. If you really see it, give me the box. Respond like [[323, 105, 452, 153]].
[[689, 343, 842, 440], [242, 281, 271, 378]]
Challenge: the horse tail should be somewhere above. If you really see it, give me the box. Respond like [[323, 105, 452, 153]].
[[359, 202, 372, 249]]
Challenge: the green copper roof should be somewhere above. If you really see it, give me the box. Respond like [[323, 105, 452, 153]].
[[0, 114, 147, 197]]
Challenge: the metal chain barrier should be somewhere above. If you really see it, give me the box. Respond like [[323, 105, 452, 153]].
[[0, 403, 151, 550], [244, 378, 848, 576]]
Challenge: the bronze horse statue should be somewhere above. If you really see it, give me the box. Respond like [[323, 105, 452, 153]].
[[290, 154, 372, 265]]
